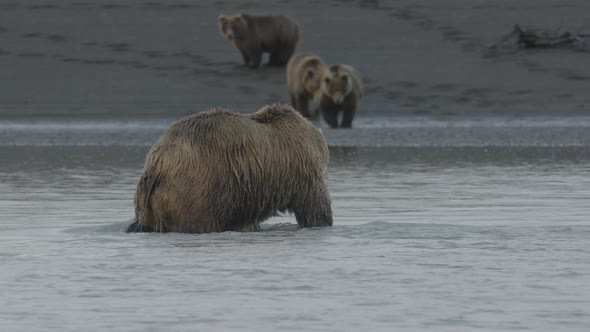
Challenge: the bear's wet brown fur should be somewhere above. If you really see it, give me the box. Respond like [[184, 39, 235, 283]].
[[218, 13, 300, 68], [127, 104, 333, 234], [287, 53, 328, 119], [318, 64, 364, 128]]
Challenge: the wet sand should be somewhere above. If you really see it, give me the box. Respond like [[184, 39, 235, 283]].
[[1, 0, 589, 122]]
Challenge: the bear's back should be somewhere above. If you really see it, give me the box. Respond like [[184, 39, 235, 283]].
[[155, 107, 327, 181]]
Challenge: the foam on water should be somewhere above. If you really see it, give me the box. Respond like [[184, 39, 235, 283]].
[[2, 115, 590, 130], [2, 116, 590, 147]]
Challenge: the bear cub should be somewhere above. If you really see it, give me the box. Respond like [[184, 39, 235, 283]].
[[317, 64, 364, 128], [286, 53, 328, 119], [219, 13, 300, 69]]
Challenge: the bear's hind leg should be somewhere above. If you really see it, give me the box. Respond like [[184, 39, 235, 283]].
[[269, 42, 295, 66], [294, 182, 333, 228], [126, 220, 141, 233], [246, 47, 262, 68], [278, 42, 297, 65], [126, 219, 158, 233], [268, 51, 281, 66]]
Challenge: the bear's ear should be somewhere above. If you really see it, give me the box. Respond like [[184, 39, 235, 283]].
[[341, 75, 348, 82], [218, 15, 227, 23], [306, 68, 315, 78]]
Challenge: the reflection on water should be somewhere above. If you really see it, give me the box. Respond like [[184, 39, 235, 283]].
[[1, 146, 589, 331]]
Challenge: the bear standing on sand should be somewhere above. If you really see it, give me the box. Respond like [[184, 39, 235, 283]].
[[317, 64, 364, 128], [127, 104, 333, 234], [218, 13, 300, 68], [286, 53, 328, 119]]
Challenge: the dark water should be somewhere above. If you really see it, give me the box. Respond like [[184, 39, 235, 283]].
[[1, 146, 589, 331]]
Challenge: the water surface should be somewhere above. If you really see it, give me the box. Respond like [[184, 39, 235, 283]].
[[1, 146, 589, 331]]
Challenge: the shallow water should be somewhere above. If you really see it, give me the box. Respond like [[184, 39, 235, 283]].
[[2, 117, 590, 147], [1, 146, 590, 331]]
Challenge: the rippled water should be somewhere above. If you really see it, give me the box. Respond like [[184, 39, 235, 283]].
[[1, 146, 589, 331]]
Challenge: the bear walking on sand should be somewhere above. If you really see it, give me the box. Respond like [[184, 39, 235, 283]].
[[218, 13, 300, 69], [317, 64, 364, 128], [287, 53, 328, 119], [127, 104, 333, 234]]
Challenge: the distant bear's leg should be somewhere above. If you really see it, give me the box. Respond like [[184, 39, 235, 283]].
[[340, 96, 357, 128], [320, 98, 340, 128], [268, 51, 281, 66], [295, 95, 312, 118], [280, 43, 296, 65], [294, 180, 333, 228], [321, 109, 339, 128], [239, 49, 251, 66], [271, 44, 295, 66], [312, 108, 320, 120], [247, 46, 263, 69]]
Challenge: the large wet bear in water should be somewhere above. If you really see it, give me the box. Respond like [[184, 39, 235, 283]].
[[127, 104, 333, 233], [218, 13, 300, 68]]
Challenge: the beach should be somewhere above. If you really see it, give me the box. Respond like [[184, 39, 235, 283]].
[[1, 0, 589, 122]]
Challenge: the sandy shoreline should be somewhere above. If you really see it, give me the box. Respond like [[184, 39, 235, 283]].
[[1, 0, 589, 122]]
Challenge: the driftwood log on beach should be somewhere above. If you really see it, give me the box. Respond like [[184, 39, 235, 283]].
[[486, 25, 590, 55]]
